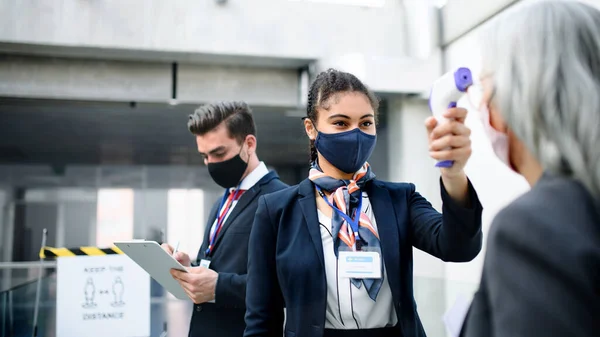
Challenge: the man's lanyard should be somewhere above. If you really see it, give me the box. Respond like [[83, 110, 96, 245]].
[[315, 185, 363, 244], [205, 185, 242, 257]]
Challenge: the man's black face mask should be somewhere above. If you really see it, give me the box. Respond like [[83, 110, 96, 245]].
[[207, 145, 248, 188]]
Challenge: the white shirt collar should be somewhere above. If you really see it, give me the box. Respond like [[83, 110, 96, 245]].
[[235, 161, 269, 191]]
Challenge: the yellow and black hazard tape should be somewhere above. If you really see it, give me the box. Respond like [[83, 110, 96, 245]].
[[39, 246, 124, 259]]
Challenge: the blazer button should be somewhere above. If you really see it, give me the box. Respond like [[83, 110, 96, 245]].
[[196, 305, 203, 312]]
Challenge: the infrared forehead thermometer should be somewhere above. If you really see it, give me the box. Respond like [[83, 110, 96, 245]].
[[428, 67, 473, 168]]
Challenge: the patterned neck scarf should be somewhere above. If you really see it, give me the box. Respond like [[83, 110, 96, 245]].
[[309, 161, 383, 301]]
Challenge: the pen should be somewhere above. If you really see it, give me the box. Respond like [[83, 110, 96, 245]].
[[173, 241, 180, 256]]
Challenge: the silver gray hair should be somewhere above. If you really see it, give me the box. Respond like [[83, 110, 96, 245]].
[[481, 0, 600, 198]]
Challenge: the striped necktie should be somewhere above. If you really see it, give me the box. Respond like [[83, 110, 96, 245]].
[[209, 188, 247, 248], [216, 189, 246, 226]]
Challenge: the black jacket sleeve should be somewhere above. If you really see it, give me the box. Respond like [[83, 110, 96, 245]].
[[243, 196, 285, 337], [214, 272, 247, 308], [409, 178, 483, 262]]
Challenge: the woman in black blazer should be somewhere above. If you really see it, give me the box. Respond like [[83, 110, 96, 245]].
[[460, 1, 600, 336], [244, 69, 483, 337]]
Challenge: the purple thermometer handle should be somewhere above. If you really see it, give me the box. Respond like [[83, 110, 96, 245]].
[[433, 67, 472, 169], [435, 102, 457, 168], [454, 67, 473, 92]]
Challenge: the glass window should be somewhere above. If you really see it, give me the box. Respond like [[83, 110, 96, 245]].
[[96, 189, 134, 247], [167, 189, 205, 262]]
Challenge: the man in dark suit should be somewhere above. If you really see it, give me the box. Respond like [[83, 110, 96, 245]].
[[162, 101, 288, 337]]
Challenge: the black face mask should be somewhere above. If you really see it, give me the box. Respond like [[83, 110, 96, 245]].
[[207, 147, 249, 188]]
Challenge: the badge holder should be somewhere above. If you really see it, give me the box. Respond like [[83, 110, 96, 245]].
[[338, 245, 382, 280], [199, 258, 211, 268]]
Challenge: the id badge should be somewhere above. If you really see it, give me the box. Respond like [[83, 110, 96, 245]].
[[338, 246, 382, 279], [199, 259, 211, 268]]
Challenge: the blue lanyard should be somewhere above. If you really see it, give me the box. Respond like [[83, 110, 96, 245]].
[[315, 186, 363, 242], [205, 184, 241, 257]]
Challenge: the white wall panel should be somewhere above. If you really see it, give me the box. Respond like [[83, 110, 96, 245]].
[[442, 0, 520, 46]]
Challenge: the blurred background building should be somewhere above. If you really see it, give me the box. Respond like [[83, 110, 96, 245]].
[[2, 0, 590, 336]]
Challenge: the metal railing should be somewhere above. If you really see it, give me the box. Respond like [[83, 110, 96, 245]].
[[0, 262, 57, 270]]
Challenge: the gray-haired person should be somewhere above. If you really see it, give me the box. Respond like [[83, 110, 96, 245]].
[[460, 1, 600, 336]]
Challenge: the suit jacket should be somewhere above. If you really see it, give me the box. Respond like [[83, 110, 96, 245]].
[[244, 177, 483, 337], [188, 170, 288, 337], [460, 173, 600, 337]]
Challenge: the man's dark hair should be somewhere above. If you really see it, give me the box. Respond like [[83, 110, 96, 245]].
[[188, 101, 256, 144], [306, 68, 379, 163]]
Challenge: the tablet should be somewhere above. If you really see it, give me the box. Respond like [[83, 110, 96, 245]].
[[113, 240, 190, 300]]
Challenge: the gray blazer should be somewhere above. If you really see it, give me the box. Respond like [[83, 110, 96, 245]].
[[460, 172, 600, 337]]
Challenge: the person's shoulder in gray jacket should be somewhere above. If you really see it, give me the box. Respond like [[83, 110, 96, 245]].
[[460, 1, 600, 336]]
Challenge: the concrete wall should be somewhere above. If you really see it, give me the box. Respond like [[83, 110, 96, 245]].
[[443, 0, 600, 49], [177, 64, 299, 107], [0, 0, 442, 94], [0, 54, 301, 106], [578, 0, 600, 9], [0, 0, 406, 60], [0, 54, 171, 102]]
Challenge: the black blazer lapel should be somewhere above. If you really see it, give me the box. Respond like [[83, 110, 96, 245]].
[[206, 171, 279, 255], [297, 178, 325, 269], [198, 201, 220, 262], [366, 181, 401, 294]]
